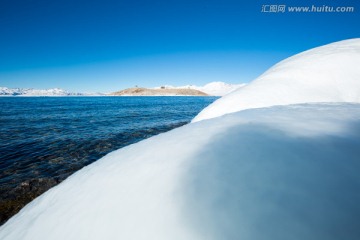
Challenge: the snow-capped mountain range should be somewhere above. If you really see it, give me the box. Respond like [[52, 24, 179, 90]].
[[0, 87, 84, 96]]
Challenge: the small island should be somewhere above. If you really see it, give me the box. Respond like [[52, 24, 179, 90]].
[[110, 87, 209, 96]]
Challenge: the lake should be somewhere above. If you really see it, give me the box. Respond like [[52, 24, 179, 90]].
[[0, 96, 217, 224]]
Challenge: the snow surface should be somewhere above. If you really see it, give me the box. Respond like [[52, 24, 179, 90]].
[[193, 38, 360, 122], [1, 103, 360, 240], [154, 81, 245, 96]]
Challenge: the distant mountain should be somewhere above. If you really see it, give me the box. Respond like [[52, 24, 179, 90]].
[[1, 82, 245, 97], [0, 87, 104, 96], [110, 87, 208, 96], [154, 81, 246, 96]]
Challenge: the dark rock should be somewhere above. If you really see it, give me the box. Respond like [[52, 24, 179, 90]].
[[0, 177, 64, 226]]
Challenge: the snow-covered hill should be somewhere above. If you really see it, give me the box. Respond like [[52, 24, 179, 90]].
[[154, 81, 245, 96], [193, 38, 360, 122]]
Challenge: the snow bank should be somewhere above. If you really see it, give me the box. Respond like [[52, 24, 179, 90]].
[[1, 103, 360, 240], [193, 38, 360, 122]]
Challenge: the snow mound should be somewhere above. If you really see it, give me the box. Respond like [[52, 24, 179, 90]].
[[154, 82, 245, 96], [193, 38, 360, 122], [1, 103, 360, 240]]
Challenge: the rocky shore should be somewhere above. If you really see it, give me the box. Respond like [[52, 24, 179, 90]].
[[0, 177, 65, 225]]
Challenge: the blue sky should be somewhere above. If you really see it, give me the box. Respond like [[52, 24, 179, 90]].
[[0, 0, 359, 92]]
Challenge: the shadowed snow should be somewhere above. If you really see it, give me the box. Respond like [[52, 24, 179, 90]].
[[1, 103, 360, 240]]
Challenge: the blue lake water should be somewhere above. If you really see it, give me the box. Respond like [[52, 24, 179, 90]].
[[0, 96, 217, 195]]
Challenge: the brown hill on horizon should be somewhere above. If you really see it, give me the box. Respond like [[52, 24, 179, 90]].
[[110, 87, 209, 96]]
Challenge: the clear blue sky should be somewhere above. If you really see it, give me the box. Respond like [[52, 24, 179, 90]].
[[0, 0, 359, 92]]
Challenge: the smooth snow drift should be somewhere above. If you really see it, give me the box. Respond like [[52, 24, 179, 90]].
[[1, 103, 360, 240], [193, 38, 360, 122]]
